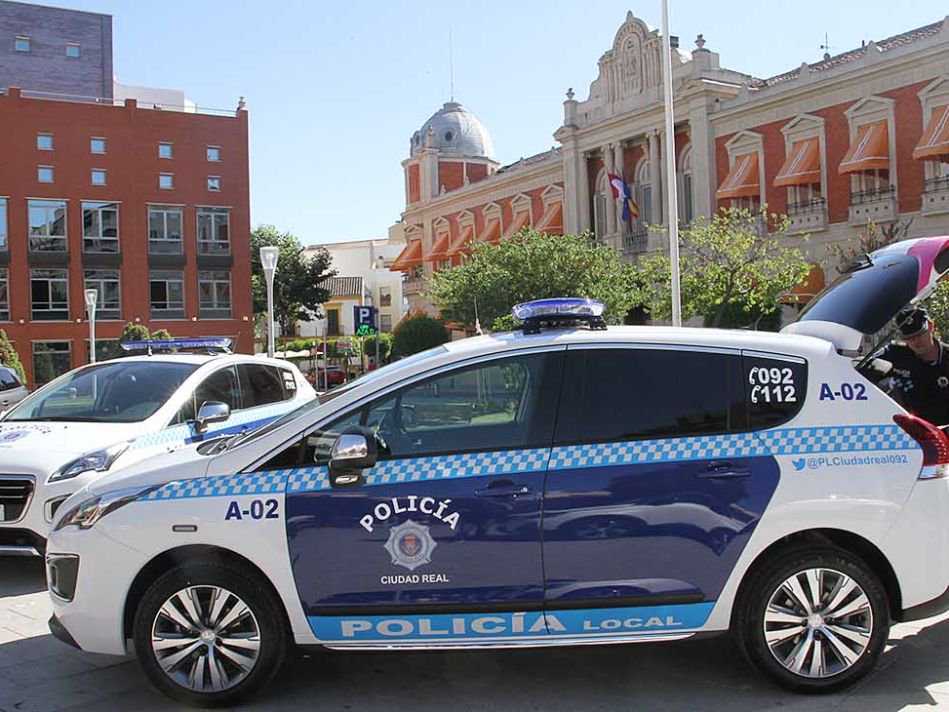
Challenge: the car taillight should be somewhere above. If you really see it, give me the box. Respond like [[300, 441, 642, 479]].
[[894, 413, 949, 478]]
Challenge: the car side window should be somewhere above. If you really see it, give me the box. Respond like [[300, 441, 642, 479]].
[[175, 365, 241, 424], [554, 347, 745, 445], [238, 363, 287, 408], [0, 368, 18, 391], [743, 352, 808, 429], [253, 351, 563, 471]]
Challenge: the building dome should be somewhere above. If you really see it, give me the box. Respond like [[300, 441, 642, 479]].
[[410, 101, 496, 160]]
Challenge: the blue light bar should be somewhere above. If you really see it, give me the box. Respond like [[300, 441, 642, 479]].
[[512, 297, 606, 321], [120, 337, 233, 352]]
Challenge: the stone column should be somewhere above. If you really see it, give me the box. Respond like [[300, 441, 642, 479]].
[[604, 144, 617, 236], [648, 131, 662, 224], [689, 101, 715, 221], [578, 150, 591, 233]]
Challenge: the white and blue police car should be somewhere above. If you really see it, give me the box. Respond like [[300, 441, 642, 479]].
[[0, 339, 314, 555], [46, 236, 949, 707]]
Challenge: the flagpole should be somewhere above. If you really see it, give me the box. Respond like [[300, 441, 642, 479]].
[[661, 0, 682, 327]]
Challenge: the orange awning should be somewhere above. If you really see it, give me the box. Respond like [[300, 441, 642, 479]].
[[447, 226, 474, 256], [479, 218, 501, 246], [390, 240, 422, 272], [839, 121, 889, 174], [502, 210, 531, 240], [716, 153, 759, 200], [780, 263, 826, 305], [535, 202, 563, 235], [913, 105, 949, 161], [425, 232, 451, 262], [774, 138, 821, 187]]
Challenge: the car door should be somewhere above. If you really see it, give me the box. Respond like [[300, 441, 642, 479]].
[[170, 364, 243, 440], [258, 348, 564, 643], [541, 345, 782, 636]]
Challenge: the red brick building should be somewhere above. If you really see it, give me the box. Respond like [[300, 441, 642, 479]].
[[0, 9, 251, 386], [393, 13, 949, 316]]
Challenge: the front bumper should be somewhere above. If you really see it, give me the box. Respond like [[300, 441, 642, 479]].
[[48, 614, 80, 649]]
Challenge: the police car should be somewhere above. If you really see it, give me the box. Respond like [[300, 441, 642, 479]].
[[0, 339, 314, 555], [46, 236, 949, 707]]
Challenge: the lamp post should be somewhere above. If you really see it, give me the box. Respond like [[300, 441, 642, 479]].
[[661, 0, 682, 327], [260, 246, 280, 358], [84, 288, 98, 363]]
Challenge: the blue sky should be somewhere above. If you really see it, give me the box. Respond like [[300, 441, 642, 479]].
[[46, 0, 949, 244]]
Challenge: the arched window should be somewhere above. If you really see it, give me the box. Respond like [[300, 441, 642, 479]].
[[679, 145, 694, 224], [593, 169, 610, 239], [636, 158, 652, 225]]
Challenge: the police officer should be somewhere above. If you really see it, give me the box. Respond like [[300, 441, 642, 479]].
[[874, 306, 949, 425]]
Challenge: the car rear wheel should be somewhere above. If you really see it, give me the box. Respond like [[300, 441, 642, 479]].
[[132, 560, 287, 708], [735, 547, 889, 693]]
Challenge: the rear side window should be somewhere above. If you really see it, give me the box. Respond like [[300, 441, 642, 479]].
[[743, 352, 808, 429], [0, 368, 20, 391], [238, 363, 289, 407], [555, 348, 744, 444]]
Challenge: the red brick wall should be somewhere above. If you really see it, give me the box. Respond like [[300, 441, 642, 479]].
[[884, 82, 929, 215], [438, 161, 465, 193], [467, 163, 489, 184], [407, 163, 420, 204], [0, 91, 252, 385]]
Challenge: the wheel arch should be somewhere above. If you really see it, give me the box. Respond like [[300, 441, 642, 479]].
[[731, 528, 902, 625], [123, 544, 292, 638]]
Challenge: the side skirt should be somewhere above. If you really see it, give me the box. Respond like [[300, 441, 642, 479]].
[[323, 631, 699, 651]]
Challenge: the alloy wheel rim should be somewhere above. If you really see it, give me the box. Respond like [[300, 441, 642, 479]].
[[151, 585, 261, 693], [763, 567, 873, 679]]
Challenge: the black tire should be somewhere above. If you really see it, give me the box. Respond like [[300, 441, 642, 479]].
[[734, 546, 889, 693], [132, 559, 288, 708]]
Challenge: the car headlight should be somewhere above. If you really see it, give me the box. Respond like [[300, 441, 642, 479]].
[[49, 443, 130, 483], [53, 485, 158, 532]]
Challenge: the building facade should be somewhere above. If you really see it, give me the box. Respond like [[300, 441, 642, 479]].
[[393, 12, 949, 314], [0, 3, 251, 386], [299, 239, 407, 338]]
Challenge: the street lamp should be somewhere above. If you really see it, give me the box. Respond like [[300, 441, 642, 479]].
[[661, 0, 682, 327], [84, 288, 98, 363], [260, 246, 280, 358]]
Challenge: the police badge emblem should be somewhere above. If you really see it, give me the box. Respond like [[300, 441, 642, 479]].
[[384, 519, 436, 571], [939, 376, 949, 389]]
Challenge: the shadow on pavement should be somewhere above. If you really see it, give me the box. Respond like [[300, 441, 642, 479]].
[[0, 557, 45, 596]]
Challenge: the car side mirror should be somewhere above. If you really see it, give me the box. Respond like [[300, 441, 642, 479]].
[[329, 426, 378, 487], [194, 400, 230, 433]]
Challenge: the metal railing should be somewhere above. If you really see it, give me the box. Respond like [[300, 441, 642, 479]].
[[623, 225, 649, 253], [850, 185, 896, 206], [924, 176, 949, 194], [787, 197, 826, 216], [6, 88, 240, 117]]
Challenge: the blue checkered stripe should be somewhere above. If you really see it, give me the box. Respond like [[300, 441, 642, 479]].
[[549, 424, 916, 471], [143, 470, 288, 501], [130, 402, 299, 451]]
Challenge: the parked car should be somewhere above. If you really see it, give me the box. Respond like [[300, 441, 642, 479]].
[[0, 366, 29, 415], [308, 365, 347, 389], [0, 340, 315, 555], [46, 237, 949, 706]]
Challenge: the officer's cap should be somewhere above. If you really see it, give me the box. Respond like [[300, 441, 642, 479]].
[[897, 306, 931, 339]]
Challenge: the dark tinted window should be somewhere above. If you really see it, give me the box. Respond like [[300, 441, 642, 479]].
[[238, 364, 287, 408], [0, 368, 19, 391], [554, 348, 744, 444], [797, 254, 918, 336], [176, 366, 241, 423], [743, 353, 808, 429]]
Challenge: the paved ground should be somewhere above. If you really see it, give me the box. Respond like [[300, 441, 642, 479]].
[[3, 558, 949, 710]]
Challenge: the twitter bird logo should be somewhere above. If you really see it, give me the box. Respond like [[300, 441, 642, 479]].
[[792, 458, 806, 471]]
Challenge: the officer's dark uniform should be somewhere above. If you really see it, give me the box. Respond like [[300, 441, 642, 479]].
[[875, 308, 949, 426]]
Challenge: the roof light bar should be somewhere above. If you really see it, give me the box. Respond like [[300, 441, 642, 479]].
[[512, 297, 607, 335], [120, 337, 233, 354]]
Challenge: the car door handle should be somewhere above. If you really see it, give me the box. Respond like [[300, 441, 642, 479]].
[[697, 462, 750, 479], [475, 481, 531, 498]]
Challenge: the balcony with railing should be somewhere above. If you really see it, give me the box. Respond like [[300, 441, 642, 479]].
[[849, 184, 897, 225], [922, 176, 949, 216], [623, 224, 649, 254], [786, 197, 827, 232], [403, 276, 425, 296]]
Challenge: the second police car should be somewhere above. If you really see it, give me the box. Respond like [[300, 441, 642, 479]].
[[46, 237, 949, 706], [0, 339, 314, 555]]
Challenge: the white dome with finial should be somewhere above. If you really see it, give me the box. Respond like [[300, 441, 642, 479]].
[[410, 101, 496, 160]]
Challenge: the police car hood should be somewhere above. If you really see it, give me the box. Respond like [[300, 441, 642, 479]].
[[86, 442, 210, 496], [782, 236, 949, 351], [0, 421, 142, 458]]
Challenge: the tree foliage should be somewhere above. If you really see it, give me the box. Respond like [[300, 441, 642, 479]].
[[120, 322, 150, 342], [392, 314, 450, 358], [630, 207, 811, 329], [363, 332, 394, 365], [826, 218, 912, 274], [427, 230, 639, 330], [250, 225, 335, 336], [0, 330, 25, 382], [926, 280, 949, 340]]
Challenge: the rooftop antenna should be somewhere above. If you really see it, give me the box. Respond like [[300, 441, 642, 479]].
[[820, 32, 833, 61], [449, 29, 455, 102]]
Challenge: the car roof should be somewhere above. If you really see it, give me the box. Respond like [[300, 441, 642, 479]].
[[94, 353, 301, 369]]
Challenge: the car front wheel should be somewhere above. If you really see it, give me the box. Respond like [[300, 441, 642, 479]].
[[132, 560, 287, 708], [735, 547, 889, 693]]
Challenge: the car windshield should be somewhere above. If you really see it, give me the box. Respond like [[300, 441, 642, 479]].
[[4, 361, 199, 423]]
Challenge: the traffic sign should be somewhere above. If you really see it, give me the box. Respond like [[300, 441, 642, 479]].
[[354, 305, 377, 336]]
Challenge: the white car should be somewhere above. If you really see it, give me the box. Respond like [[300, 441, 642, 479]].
[[46, 237, 949, 707], [0, 340, 314, 555], [0, 366, 30, 415]]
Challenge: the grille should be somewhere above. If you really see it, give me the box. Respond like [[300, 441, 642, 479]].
[[0, 477, 35, 522]]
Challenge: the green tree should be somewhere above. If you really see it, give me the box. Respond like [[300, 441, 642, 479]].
[[120, 322, 150, 342], [0, 329, 25, 382], [363, 332, 394, 365], [150, 328, 173, 341], [826, 218, 912, 274], [427, 229, 640, 330], [392, 314, 450, 358], [926, 280, 949, 339], [631, 207, 811, 329], [250, 225, 335, 337]]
